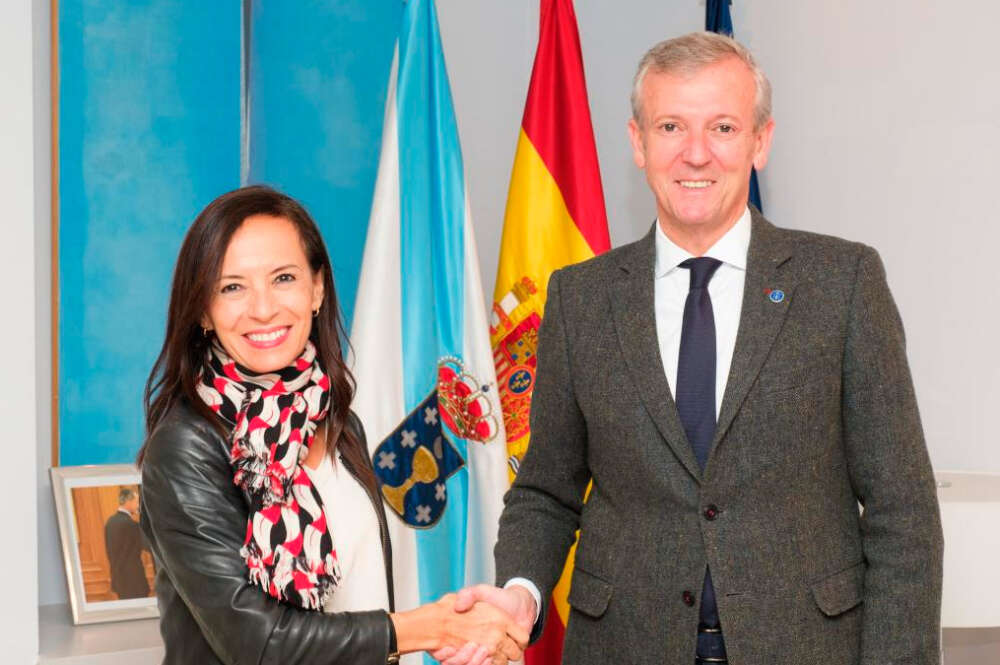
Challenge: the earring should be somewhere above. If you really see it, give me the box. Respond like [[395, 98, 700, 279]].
[[313, 307, 320, 318], [202, 326, 211, 337]]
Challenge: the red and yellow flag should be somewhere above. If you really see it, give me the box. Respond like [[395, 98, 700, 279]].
[[490, 0, 610, 661]]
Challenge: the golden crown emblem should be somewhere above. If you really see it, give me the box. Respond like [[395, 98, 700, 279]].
[[436, 356, 499, 444]]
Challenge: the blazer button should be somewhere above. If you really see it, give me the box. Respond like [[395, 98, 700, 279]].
[[682, 590, 695, 606], [704, 504, 719, 521]]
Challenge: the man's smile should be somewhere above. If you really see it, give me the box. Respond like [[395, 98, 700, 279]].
[[678, 180, 715, 189]]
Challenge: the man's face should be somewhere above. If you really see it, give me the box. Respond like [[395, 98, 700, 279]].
[[627, 57, 774, 237], [124, 495, 139, 515]]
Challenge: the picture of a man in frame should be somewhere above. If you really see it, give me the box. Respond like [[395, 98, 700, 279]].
[[104, 487, 151, 600], [70, 484, 155, 603]]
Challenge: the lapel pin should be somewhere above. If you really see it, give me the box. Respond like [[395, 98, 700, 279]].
[[764, 288, 785, 303]]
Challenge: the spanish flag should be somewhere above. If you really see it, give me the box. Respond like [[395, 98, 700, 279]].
[[490, 0, 609, 661]]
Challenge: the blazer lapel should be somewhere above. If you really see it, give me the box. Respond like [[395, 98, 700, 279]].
[[708, 211, 796, 466], [609, 226, 702, 483]]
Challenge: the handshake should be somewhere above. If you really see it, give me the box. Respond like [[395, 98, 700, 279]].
[[393, 584, 538, 665]]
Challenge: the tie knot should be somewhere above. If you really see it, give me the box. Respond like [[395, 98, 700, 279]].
[[680, 257, 722, 290]]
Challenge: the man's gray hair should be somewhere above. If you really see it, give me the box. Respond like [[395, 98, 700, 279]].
[[631, 31, 772, 130]]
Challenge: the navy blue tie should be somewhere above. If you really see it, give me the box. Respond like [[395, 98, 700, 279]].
[[675, 257, 722, 468], [674, 257, 727, 660]]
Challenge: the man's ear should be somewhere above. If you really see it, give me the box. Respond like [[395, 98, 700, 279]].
[[752, 117, 775, 171], [627, 117, 647, 170]]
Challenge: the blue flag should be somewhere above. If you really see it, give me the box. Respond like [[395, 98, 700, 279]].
[[706, 0, 763, 212]]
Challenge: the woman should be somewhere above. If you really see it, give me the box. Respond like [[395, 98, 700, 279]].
[[138, 186, 525, 665]]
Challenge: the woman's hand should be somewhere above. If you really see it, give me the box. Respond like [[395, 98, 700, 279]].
[[390, 593, 528, 664]]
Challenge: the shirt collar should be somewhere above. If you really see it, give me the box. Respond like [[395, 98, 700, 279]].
[[654, 206, 752, 278]]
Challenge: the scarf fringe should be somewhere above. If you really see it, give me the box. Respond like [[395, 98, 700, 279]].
[[241, 543, 342, 611]]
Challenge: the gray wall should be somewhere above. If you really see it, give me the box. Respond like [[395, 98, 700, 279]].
[[3, 0, 41, 660]]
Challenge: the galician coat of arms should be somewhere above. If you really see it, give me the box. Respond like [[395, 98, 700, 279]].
[[373, 356, 499, 528]]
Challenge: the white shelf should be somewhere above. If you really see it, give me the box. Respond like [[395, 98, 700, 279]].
[[936, 471, 1000, 628], [38, 604, 163, 665]]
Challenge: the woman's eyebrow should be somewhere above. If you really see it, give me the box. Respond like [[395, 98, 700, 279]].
[[218, 264, 302, 280]]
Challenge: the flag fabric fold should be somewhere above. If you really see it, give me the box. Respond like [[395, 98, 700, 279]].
[[350, 2, 508, 663], [490, 1, 610, 662]]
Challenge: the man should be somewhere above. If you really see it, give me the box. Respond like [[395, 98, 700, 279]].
[[440, 32, 943, 665], [105, 487, 151, 600]]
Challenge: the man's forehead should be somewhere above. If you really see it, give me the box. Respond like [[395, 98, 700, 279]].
[[641, 61, 755, 110], [644, 81, 751, 105]]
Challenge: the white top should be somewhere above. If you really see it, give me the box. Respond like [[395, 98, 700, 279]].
[[303, 452, 390, 614], [509, 208, 753, 624], [654, 206, 751, 417]]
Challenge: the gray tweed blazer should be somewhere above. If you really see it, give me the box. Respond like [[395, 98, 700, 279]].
[[495, 210, 943, 665]]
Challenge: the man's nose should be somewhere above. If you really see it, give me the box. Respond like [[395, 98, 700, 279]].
[[682, 131, 711, 167]]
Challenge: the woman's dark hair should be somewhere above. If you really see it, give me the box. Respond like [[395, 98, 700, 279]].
[[138, 185, 374, 496]]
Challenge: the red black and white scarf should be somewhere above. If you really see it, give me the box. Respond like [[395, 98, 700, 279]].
[[196, 340, 340, 610]]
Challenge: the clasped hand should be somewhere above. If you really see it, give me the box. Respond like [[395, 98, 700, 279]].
[[432, 585, 537, 665]]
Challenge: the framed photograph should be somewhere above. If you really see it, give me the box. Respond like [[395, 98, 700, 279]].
[[51, 465, 159, 624]]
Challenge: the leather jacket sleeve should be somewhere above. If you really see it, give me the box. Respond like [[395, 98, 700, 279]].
[[140, 403, 394, 665]]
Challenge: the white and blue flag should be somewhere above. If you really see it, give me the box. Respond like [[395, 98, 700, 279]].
[[350, 1, 509, 658]]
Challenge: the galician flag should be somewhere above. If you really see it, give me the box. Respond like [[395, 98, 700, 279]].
[[490, 0, 610, 662], [350, 2, 508, 662]]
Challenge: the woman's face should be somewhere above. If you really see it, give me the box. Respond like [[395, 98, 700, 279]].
[[203, 214, 323, 374]]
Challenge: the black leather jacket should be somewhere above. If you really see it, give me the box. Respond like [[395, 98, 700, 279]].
[[140, 401, 395, 665]]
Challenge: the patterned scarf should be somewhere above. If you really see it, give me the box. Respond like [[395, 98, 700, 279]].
[[196, 340, 340, 610]]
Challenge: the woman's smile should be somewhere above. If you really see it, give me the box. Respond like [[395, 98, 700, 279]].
[[242, 325, 291, 349]]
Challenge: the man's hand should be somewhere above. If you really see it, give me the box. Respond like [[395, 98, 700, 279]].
[[432, 585, 537, 665], [457, 585, 538, 633]]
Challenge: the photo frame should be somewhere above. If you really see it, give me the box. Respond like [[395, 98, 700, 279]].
[[50, 464, 159, 624]]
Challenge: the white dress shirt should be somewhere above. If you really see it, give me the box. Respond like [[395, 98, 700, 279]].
[[303, 452, 390, 614], [508, 207, 753, 623], [655, 207, 750, 415]]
